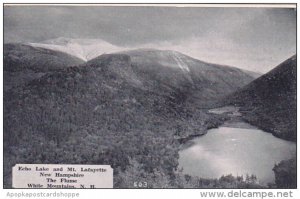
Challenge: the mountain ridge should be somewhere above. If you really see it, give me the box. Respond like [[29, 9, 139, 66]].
[[26, 38, 261, 78]]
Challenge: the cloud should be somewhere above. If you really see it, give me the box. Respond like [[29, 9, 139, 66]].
[[139, 35, 295, 73], [4, 5, 296, 73]]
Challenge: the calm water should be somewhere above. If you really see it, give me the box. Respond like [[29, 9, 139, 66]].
[[178, 124, 296, 184]]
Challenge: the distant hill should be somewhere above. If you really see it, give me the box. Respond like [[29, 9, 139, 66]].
[[225, 55, 296, 141], [4, 43, 84, 91]]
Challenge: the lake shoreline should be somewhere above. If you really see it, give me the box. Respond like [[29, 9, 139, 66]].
[[178, 120, 296, 185], [177, 106, 296, 187]]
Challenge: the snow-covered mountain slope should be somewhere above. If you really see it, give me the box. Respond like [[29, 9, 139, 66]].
[[28, 37, 125, 61]]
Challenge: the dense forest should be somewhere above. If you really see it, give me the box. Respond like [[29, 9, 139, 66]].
[[3, 44, 296, 188]]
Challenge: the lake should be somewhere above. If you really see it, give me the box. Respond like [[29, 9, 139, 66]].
[[178, 121, 296, 184]]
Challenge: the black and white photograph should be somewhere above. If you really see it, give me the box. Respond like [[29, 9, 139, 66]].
[[3, 3, 297, 189]]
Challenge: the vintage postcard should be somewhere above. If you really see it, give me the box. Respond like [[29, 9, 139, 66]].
[[3, 3, 297, 189]]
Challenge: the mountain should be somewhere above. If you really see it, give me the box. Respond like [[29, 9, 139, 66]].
[[4, 43, 84, 91], [27, 37, 262, 80], [4, 47, 257, 188], [4, 49, 258, 152], [225, 55, 296, 141], [4, 48, 257, 131], [28, 37, 125, 61], [110, 49, 256, 106]]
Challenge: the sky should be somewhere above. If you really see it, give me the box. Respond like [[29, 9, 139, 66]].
[[4, 5, 296, 73]]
